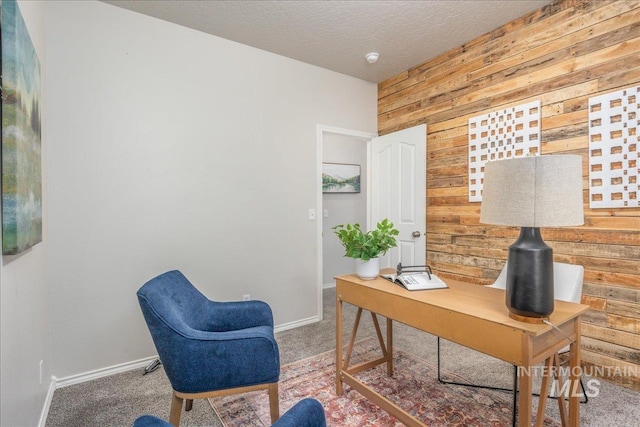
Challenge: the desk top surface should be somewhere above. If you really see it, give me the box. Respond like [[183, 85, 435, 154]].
[[335, 272, 590, 337]]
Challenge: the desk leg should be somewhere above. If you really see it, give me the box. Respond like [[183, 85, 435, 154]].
[[387, 318, 393, 375], [554, 354, 568, 426], [336, 295, 343, 395], [517, 366, 533, 427], [345, 309, 364, 370], [535, 356, 554, 427], [569, 318, 581, 427]]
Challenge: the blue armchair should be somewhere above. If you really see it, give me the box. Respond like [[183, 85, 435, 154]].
[[133, 398, 326, 427], [137, 270, 280, 426], [270, 398, 326, 427]]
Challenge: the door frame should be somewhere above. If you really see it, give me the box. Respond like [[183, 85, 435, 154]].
[[316, 125, 377, 321]]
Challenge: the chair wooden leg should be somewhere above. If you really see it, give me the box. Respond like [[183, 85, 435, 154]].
[[185, 399, 193, 411], [169, 392, 183, 427], [268, 382, 280, 423]]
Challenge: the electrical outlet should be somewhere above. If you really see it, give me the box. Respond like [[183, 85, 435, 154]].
[[242, 294, 251, 301]]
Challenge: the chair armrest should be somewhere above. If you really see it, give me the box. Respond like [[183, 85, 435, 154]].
[[271, 398, 326, 427], [204, 300, 274, 331]]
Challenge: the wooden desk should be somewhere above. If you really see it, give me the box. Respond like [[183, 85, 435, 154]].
[[335, 273, 590, 427]]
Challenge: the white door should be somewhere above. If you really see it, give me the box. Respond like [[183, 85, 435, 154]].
[[370, 124, 426, 269]]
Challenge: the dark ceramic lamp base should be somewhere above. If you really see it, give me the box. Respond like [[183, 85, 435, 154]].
[[505, 227, 554, 323]]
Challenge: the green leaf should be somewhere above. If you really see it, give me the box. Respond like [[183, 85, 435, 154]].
[[333, 219, 399, 260]]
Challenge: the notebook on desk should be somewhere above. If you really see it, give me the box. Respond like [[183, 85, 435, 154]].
[[381, 271, 448, 291]]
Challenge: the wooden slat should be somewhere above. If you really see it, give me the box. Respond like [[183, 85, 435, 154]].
[[582, 295, 607, 311], [584, 270, 640, 290], [583, 283, 640, 304], [582, 337, 640, 364], [582, 307, 608, 327], [581, 323, 640, 351], [607, 313, 640, 334], [581, 350, 640, 390]]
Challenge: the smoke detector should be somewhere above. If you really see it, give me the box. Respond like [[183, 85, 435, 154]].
[[365, 52, 379, 64]]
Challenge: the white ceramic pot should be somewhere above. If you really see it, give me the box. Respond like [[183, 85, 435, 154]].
[[355, 258, 380, 280]]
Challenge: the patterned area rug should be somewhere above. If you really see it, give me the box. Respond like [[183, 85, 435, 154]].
[[209, 338, 559, 426]]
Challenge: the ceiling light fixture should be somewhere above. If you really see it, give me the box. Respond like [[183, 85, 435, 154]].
[[365, 52, 379, 64]]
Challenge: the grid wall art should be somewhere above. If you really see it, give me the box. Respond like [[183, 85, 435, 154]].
[[588, 86, 639, 209], [468, 100, 541, 202]]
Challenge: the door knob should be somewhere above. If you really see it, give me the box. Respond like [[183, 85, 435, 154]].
[[412, 231, 422, 238]]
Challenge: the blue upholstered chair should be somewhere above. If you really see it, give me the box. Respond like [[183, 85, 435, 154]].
[[132, 415, 172, 427], [270, 398, 326, 427], [137, 270, 280, 426], [133, 398, 326, 427]]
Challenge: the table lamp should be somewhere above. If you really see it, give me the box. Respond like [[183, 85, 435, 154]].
[[480, 155, 584, 323]]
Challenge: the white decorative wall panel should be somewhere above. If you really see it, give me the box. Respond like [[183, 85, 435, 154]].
[[588, 86, 639, 208], [468, 100, 541, 202]]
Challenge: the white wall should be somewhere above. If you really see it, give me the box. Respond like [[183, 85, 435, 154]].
[[0, 2, 51, 426], [322, 134, 369, 285], [45, 1, 377, 379]]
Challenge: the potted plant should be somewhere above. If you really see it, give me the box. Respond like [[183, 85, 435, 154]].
[[333, 219, 399, 280]]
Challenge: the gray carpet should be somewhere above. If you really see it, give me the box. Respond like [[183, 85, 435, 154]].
[[46, 288, 639, 426]]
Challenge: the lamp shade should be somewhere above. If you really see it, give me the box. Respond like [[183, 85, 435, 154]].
[[480, 155, 584, 228]]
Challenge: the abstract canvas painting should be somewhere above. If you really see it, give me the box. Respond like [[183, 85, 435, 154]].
[[1, 0, 42, 255]]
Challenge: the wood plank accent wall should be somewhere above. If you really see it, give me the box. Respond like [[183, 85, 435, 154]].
[[378, 0, 640, 390]]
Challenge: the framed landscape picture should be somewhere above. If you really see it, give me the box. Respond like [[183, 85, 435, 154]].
[[322, 163, 361, 193], [1, 0, 43, 255]]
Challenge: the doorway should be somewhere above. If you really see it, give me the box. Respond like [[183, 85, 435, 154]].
[[316, 125, 376, 320]]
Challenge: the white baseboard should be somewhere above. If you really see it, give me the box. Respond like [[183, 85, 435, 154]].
[[323, 282, 336, 289], [38, 378, 56, 427], [274, 315, 320, 333], [54, 355, 158, 389]]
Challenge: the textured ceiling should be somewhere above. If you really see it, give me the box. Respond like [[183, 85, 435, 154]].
[[102, 0, 550, 83]]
